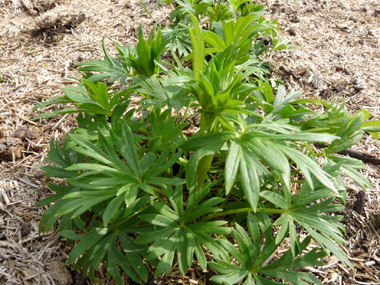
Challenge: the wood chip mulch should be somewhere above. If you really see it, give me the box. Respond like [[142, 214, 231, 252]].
[[1, 0, 379, 284]]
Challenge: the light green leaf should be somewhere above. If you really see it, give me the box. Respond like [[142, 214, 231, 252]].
[[180, 132, 235, 151], [186, 142, 224, 187], [361, 120, 380, 139], [277, 144, 336, 192], [245, 138, 288, 174], [68, 227, 108, 264], [302, 225, 351, 268], [225, 139, 242, 194], [202, 30, 226, 51], [118, 234, 149, 281], [60, 230, 82, 241], [103, 194, 124, 226], [240, 150, 260, 211], [260, 191, 288, 209], [139, 214, 178, 227], [110, 121, 140, 177], [189, 13, 204, 80], [62, 86, 92, 104]]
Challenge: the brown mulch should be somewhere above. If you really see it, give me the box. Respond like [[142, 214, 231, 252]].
[[0, 0, 379, 284]]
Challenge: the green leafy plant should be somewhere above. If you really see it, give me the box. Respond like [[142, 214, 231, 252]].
[[34, 3, 380, 285], [162, 0, 291, 62], [209, 212, 326, 284]]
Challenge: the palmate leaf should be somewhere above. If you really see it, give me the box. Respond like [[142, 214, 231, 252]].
[[52, 119, 184, 225], [242, 129, 336, 194], [272, 86, 302, 114], [249, 81, 320, 120], [267, 180, 350, 267], [59, 189, 118, 218], [162, 26, 193, 57], [38, 138, 85, 232], [169, 0, 195, 25], [270, 30, 297, 52], [209, 212, 326, 285], [35, 79, 130, 119], [289, 210, 348, 266], [327, 155, 372, 190], [138, 185, 230, 276], [227, 119, 340, 202], [133, 76, 192, 111], [38, 186, 80, 233], [276, 143, 336, 192], [254, 155, 351, 263], [60, 226, 148, 283], [42, 138, 79, 177], [78, 37, 130, 84], [148, 109, 187, 152], [298, 101, 345, 133], [56, 196, 154, 283], [225, 129, 350, 268], [225, 136, 277, 211], [325, 110, 365, 154]]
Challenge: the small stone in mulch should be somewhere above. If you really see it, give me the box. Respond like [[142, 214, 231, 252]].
[[50, 261, 73, 285], [288, 28, 296, 36], [13, 127, 40, 141], [355, 190, 366, 215], [0, 126, 45, 161], [0, 137, 24, 161], [20, 222, 32, 237]]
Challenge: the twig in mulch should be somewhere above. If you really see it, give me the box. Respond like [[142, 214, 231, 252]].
[[355, 190, 365, 215], [315, 143, 380, 165], [338, 148, 380, 165]]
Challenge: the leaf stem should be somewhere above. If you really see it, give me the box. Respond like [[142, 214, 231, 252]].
[[202, 207, 287, 222], [139, 0, 158, 24], [180, 102, 192, 125], [213, 0, 222, 23]]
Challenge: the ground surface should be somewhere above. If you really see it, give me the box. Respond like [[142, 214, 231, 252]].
[[1, 0, 380, 284]]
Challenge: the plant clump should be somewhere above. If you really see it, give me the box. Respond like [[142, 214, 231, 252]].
[[34, 0, 380, 284]]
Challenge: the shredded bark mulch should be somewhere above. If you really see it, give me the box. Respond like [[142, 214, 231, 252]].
[[1, 0, 379, 284]]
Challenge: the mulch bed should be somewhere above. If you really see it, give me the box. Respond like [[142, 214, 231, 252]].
[[1, 0, 379, 284]]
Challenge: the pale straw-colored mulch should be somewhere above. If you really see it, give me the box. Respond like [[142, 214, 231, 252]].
[[0, 0, 379, 284]]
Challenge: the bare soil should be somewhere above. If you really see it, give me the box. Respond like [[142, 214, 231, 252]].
[[1, 0, 379, 284]]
